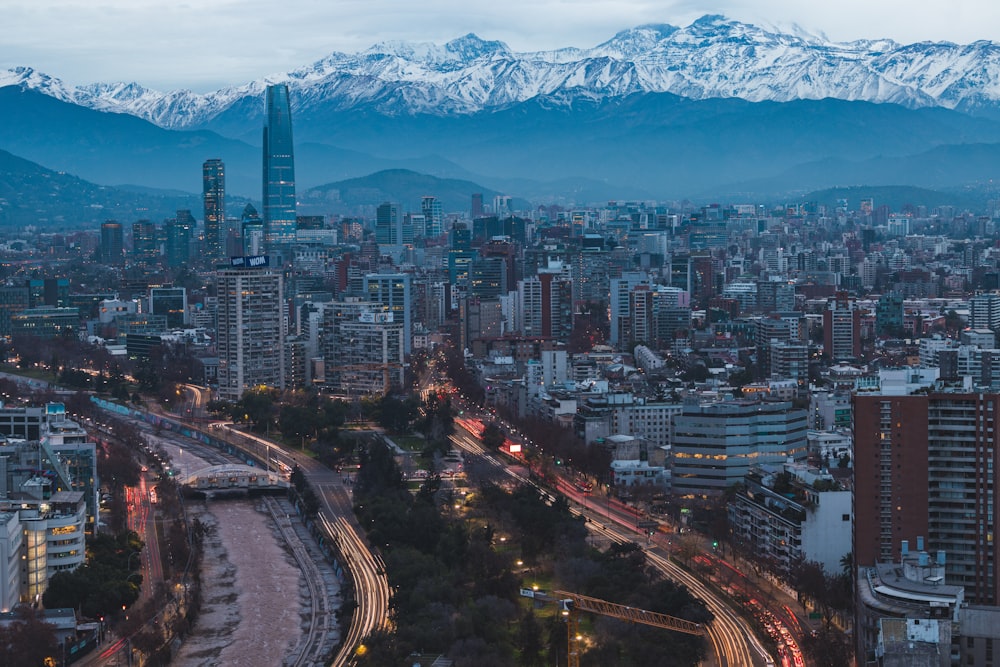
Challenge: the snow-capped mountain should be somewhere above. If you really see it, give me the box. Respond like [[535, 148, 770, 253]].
[[4, 14, 1000, 129]]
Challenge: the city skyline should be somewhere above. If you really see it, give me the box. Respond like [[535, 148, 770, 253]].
[[2, 2, 999, 91]]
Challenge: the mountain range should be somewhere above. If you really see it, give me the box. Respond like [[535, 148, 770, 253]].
[[3, 15, 1000, 206], [9, 15, 1000, 126]]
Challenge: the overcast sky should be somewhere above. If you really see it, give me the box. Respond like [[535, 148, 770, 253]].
[[4, 1, 998, 92]]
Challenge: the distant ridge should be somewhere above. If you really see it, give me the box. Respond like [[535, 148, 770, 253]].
[[801, 185, 974, 211], [0, 147, 200, 227], [300, 169, 530, 214]]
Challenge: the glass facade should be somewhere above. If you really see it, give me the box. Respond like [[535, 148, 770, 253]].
[[262, 84, 296, 249], [203, 158, 225, 261]]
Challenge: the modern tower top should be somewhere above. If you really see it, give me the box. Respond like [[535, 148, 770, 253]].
[[262, 84, 296, 249]]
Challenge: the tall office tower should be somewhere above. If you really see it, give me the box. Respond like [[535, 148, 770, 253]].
[[216, 259, 285, 401], [375, 202, 400, 245], [364, 273, 412, 355], [666, 253, 692, 293], [471, 193, 484, 218], [469, 258, 507, 298], [203, 158, 225, 261], [479, 238, 519, 292], [854, 392, 1000, 604], [823, 292, 861, 361], [132, 220, 158, 261], [421, 196, 443, 237], [262, 84, 296, 249], [165, 210, 195, 267], [100, 221, 124, 265]]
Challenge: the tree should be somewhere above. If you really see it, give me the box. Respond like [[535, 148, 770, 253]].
[[0, 607, 59, 667], [239, 389, 277, 433], [517, 609, 545, 667], [376, 394, 420, 434], [801, 627, 853, 667], [481, 422, 505, 451]]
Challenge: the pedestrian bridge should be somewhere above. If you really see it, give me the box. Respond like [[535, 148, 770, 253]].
[[180, 464, 289, 491]]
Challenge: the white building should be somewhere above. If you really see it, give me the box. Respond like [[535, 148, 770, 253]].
[[0, 512, 21, 612], [611, 459, 668, 489], [728, 461, 851, 575]]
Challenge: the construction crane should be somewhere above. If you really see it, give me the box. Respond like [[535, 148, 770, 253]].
[[520, 588, 706, 667]]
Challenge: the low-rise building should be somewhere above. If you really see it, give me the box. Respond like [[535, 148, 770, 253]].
[[728, 461, 851, 575]]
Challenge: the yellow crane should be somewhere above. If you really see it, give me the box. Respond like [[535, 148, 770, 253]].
[[521, 588, 706, 667]]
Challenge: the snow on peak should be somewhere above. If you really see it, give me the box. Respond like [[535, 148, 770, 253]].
[[10, 15, 1000, 127]]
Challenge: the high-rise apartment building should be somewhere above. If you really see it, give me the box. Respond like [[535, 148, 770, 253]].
[[321, 299, 404, 394], [610, 272, 650, 349], [854, 392, 1000, 604], [100, 221, 124, 265], [216, 258, 285, 401], [823, 292, 861, 361], [262, 84, 296, 249], [518, 267, 573, 341], [203, 158, 225, 261], [364, 273, 412, 355]]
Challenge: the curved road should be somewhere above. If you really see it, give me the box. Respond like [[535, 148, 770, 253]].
[[450, 420, 775, 667]]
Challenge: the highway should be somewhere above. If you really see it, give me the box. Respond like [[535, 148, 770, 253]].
[[449, 418, 776, 667]]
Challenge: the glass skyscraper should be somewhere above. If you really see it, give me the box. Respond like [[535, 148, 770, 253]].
[[262, 84, 296, 249], [203, 158, 225, 261]]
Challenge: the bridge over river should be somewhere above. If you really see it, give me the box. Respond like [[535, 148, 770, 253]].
[[180, 464, 289, 494]]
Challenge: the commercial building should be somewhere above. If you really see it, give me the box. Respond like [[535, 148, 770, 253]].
[[262, 84, 296, 249], [131, 220, 158, 262], [216, 257, 285, 401], [0, 512, 21, 611], [16, 490, 87, 600], [421, 196, 443, 237], [149, 287, 188, 329], [671, 400, 808, 497], [11, 307, 79, 339], [99, 221, 124, 265]]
